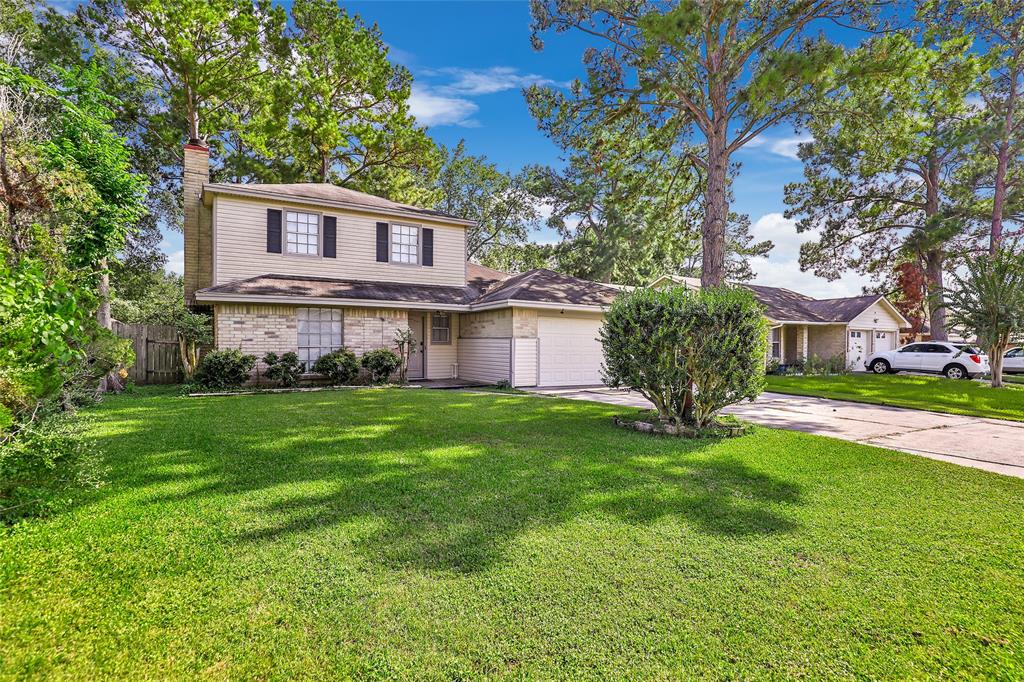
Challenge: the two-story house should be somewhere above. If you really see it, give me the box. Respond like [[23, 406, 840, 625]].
[[182, 143, 618, 387]]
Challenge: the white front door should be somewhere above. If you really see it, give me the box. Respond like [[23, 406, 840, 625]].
[[537, 314, 605, 386], [407, 312, 425, 379], [847, 330, 868, 369]]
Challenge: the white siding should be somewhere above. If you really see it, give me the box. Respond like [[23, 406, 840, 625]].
[[213, 195, 467, 288], [458, 338, 511, 384], [511, 337, 538, 387], [849, 300, 902, 331], [426, 313, 459, 380]]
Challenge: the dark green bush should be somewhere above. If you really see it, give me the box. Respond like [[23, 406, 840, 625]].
[[262, 351, 304, 387], [601, 285, 769, 428], [312, 349, 360, 385], [194, 349, 256, 390], [361, 348, 401, 384]]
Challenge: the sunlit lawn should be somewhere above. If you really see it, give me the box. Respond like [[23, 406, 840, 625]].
[[1, 388, 1022, 678], [766, 373, 1024, 421]]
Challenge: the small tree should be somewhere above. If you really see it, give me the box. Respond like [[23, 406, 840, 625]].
[[393, 327, 414, 384], [172, 308, 212, 381], [601, 285, 768, 429], [943, 248, 1024, 388]]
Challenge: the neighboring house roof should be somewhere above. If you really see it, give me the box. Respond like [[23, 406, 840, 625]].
[[202, 182, 475, 226], [196, 263, 619, 311], [651, 275, 910, 326]]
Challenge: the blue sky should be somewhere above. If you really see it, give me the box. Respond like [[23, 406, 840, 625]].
[[156, 0, 873, 298]]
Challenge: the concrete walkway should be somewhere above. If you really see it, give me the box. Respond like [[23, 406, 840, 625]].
[[528, 387, 1024, 478]]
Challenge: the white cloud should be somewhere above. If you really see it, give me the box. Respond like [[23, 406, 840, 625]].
[[769, 135, 813, 161], [408, 86, 479, 127], [165, 249, 184, 276], [747, 212, 869, 298], [429, 67, 560, 96]]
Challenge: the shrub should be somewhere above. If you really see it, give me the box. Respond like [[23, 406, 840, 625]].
[[262, 351, 304, 387], [602, 285, 769, 428], [194, 349, 256, 390], [803, 353, 848, 376], [312, 349, 360, 385], [361, 348, 401, 384]]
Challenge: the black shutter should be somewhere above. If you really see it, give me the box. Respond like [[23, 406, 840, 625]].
[[422, 228, 433, 267], [266, 209, 282, 253], [376, 222, 389, 262], [323, 216, 336, 258]]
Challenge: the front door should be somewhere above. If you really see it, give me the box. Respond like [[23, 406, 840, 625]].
[[407, 312, 425, 379], [847, 330, 867, 369]]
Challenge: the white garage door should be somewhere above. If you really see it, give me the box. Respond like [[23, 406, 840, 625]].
[[873, 330, 894, 353], [538, 315, 605, 386]]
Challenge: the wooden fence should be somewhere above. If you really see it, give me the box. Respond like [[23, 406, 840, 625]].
[[112, 320, 183, 385]]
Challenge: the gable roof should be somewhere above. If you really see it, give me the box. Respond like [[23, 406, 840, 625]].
[[196, 263, 619, 310], [202, 182, 475, 226], [652, 275, 909, 326]]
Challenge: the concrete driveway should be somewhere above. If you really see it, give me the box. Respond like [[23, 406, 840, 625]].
[[528, 387, 1024, 478]]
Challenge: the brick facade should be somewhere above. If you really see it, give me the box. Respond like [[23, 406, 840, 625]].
[[342, 308, 408, 354], [512, 308, 538, 337], [214, 304, 298, 369], [183, 144, 213, 306], [808, 325, 846, 362], [460, 309, 512, 338]]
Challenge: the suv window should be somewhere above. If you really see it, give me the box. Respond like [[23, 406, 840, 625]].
[[900, 344, 926, 353], [1006, 348, 1022, 358], [923, 344, 952, 353], [956, 345, 980, 355]]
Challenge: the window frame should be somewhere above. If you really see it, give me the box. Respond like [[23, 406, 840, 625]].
[[389, 222, 421, 266], [296, 307, 343, 368], [284, 209, 322, 257], [430, 312, 451, 345], [770, 327, 781, 359]]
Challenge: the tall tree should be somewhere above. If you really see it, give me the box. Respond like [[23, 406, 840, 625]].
[[931, 1, 1023, 252], [785, 34, 982, 340], [528, 0, 876, 287], [435, 141, 539, 262]]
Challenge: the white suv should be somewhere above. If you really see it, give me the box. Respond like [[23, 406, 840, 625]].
[[865, 342, 989, 380]]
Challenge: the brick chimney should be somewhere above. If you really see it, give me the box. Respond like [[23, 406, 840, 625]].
[[183, 143, 212, 306]]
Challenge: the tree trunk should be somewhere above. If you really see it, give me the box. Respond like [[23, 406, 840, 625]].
[[922, 250, 947, 341], [990, 145, 1009, 254], [94, 259, 124, 395], [989, 343, 1004, 388], [701, 131, 729, 287]]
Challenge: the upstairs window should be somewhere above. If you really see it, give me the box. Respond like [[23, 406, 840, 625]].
[[286, 211, 319, 255], [391, 224, 419, 264]]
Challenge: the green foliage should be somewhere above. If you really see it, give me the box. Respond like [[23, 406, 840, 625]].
[[943, 248, 1024, 387], [262, 351, 304, 388], [0, 405, 103, 523], [194, 349, 256, 390], [360, 348, 400, 385], [802, 354, 849, 376], [312, 349, 360, 385], [601, 285, 768, 428]]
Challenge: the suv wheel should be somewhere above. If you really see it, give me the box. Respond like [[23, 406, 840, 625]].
[[870, 359, 890, 374], [944, 364, 968, 380]]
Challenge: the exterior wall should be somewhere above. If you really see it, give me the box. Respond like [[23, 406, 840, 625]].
[[849, 300, 902, 331], [183, 145, 213, 305], [426, 312, 459, 380], [458, 338, 512, 383], [214, 303, 298, 369], [460, 309, 513, 338], [341, 307, 408, 355], [212, 195, 467, 288], [808, 325, 847, 360], [512, 308, 538, 338], [512, 337, 539, 387], [783, 326, 799, 363]]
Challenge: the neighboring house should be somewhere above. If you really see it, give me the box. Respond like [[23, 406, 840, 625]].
[[182, 143, 618, 387], [650, 275, 910, 370]]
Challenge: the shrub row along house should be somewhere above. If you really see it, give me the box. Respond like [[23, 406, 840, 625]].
[[183, 143, 908, 386]]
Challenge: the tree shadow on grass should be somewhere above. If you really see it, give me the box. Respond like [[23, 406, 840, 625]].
[[89, 390, 805, 574]]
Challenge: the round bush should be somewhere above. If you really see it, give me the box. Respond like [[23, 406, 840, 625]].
[[312, 348, 360, 385], [360, 348, 401, 384], [194, 349, 256, 389], [601, 285, 769, 427]]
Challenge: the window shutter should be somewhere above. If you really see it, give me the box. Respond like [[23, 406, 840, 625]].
[[267, 209, 282, 253], [323, 216, 337, 258], [422, 228, 434, 267], [376, 222, 389, 262]]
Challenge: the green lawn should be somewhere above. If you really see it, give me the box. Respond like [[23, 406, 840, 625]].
[[766, 373, 1024, 421], [2, 389, 1023, 678]]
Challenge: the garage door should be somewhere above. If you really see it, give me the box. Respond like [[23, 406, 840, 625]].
[[873, 330, 894, 353], [538, 315, 605, 386]]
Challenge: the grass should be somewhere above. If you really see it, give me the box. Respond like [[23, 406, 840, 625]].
[[2, 388, 1023, 678], [766, 373, 1024, 422]]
